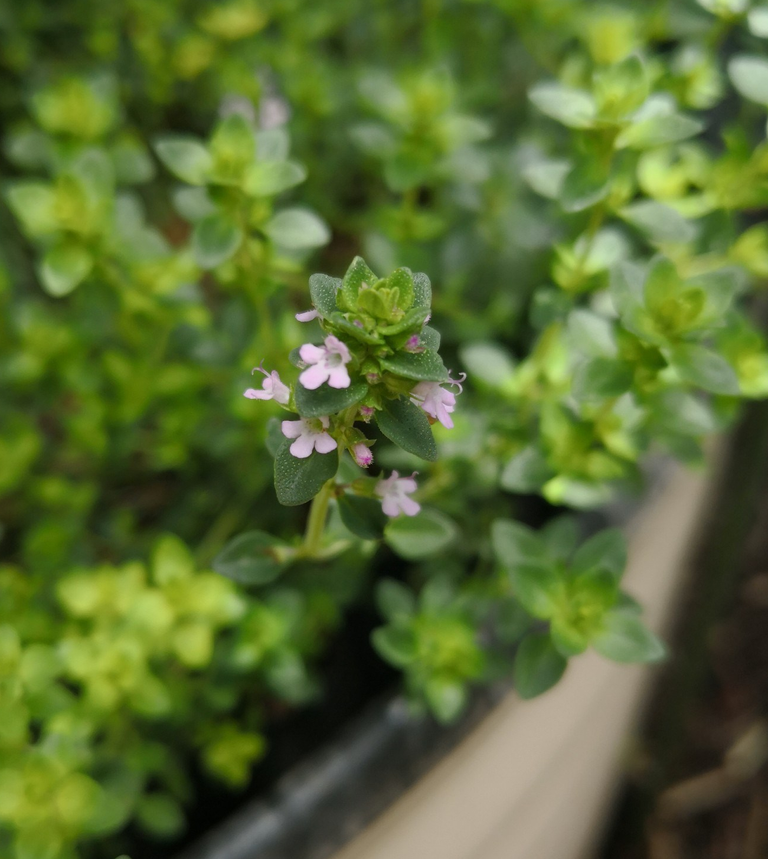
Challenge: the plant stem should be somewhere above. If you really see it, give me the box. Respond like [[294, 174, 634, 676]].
[[303, 479, 334, 557]]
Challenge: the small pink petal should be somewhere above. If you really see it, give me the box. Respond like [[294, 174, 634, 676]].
[[299, 363, 329, 390], [327, 365, 351, 389], [314, 433, 338, 454], [400, 496, 421, 516], [299, 343, 325, 363], [296, 309, 319, 322], [381, 496, 400, 517], [290, 434, 316, 458], [244, 388, 270, 400], [281, 420, 304, 439]]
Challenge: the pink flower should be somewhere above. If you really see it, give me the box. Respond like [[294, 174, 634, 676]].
[[281, 416, 337, 459], [244, 364, 290, 405], [409, 372, 466, 430], [352, 442, 373, 468], [298, 335, 352, 390], [375, 471, 420, 517], [295, 309, 319, 322]]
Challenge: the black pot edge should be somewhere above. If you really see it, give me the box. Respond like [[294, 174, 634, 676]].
[[175, 456, 672, 859], [174, 683, 509, 859]]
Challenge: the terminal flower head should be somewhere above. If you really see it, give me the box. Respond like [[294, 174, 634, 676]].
[[244, 363, 290, 405], [281, 416, 337, 459], [299, 335, 352, 390], [376, 471, 420, 517], [410, 372, 466, 429]]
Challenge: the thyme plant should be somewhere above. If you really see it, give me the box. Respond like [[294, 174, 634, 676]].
[[1, 0, 768, 856]]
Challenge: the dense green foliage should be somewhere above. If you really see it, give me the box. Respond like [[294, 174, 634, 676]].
[[1, 0, 768, 856]]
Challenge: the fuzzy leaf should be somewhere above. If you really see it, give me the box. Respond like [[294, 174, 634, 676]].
[[308, 273, 340, 316], [592, 609, 667, 663], [514, 632, 568, 699], [375, 397, 438, 461], [385, 509, 458, 559], [379, 350, 449, 382], [213, 531, 288, 585], [245, 160, 307, 196], [154, 137, 212, 185], [274, 443, 339, 506], [338, 495, 388, 540], [294, 380, 368, 419], [192, 213, 243, 269], [39, 244, 93, 297], [264, 208, 330, 250]]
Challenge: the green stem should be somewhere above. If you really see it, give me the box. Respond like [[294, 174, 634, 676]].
[[303, 479, 334, 557]]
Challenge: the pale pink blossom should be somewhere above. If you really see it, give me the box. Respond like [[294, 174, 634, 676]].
[[298, 335, 352, 390], [244, 364, 290, 405], [409, 372, 466, 429], [281, 416, 337, 459], [352, 442, 373, 468], [375, 471, 420, 517], [295, 309, 319, 322]]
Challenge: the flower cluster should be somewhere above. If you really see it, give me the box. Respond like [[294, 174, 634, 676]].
[[244, 257, 462, 518]]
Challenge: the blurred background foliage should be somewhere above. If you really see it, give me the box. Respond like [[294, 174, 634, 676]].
[[1, 0, 768, 856]]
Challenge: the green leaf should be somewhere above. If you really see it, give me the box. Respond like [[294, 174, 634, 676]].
[[375, 397, 438, 461], [213, 531, 288, 585], [669, 343, 740, 395], [491, 519, 546, 568], [379, 350, 449, 382], [592, 609, 667, 663], [245, 160, 307, 196], [616, 112, 703, 150], [459, 341, 516, 387], [327, 313, 383, 344], [308, 273, 340, 316], [568, 310, 618, 358], [522, 158, 570, 199], [338, 494, 388, 540], [748, 6, 768, 38], [728, 55, 768, 106], [379, 306, 430, 337], [499, 447, 553, 493], [621, 201, 696, 245], [371, 625, 417, 667], [424, 677, 468, 723], [376, 579, 416, 621], [511, 562, 561, 619], [412, 272, 432, 308], [39, 244, 93, 297], [5, 182, 58, 236], [341, 255, 378, 307], [385, 509, 458, 559], [208, 114, 256, 184], [154, 137, 212, 185], [572, 528, 627, 580], [136, 793, 185, 839], [192, 213, 243, 269], [513, 632, 568, 699], [559, 160, 610, 212], [540, 516, 580, 561], [274, 443, 339, 506], [294, 380, 368, 419], [572, 357, 633, 400], [264, 208, 330, 250], [419, 326, 441, 351], [387, 267, 415, 310], [529, 82, 597, 128]]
